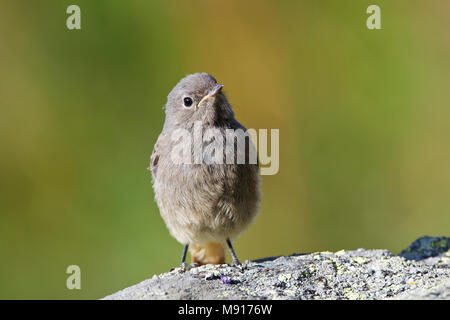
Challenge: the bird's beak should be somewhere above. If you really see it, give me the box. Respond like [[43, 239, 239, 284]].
[[197, 84, 224, 108]]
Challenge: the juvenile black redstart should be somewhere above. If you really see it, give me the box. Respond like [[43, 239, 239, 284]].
[[150, 73, 261, 269]]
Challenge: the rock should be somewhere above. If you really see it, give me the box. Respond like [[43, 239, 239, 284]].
[[399, 236, 450, 262], [103, 236, 450, 300]]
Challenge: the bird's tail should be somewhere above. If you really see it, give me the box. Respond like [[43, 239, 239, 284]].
[[190, 242, 226, 265]]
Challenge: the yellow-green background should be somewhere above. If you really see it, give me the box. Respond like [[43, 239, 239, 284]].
[[1, 0, 449, 299]]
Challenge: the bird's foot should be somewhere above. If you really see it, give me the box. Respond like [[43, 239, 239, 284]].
[[231, 259, 241, 267], [179, 262, 189, 273], [230, 259, 246, 272], [190, 262, 200, 269]]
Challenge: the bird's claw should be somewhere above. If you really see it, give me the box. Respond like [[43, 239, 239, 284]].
[[179, 262, 189, 272], [231, 259, 246, 272]]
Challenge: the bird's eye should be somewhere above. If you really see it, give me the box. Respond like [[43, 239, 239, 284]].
[[183, 97, 193, 107]]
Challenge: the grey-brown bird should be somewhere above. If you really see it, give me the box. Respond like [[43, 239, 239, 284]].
[[150, 73, 260, 268]]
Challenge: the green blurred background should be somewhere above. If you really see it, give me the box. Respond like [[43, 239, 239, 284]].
[[0, 0, 449, 299]]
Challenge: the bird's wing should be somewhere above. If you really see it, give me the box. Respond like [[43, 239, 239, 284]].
[[149, 136, 162, 179]]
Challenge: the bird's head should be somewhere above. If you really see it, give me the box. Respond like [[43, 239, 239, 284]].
[[164, 73, 234, 128]]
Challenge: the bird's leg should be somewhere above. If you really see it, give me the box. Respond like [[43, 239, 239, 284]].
[[226, 239, 242, 267], [180, 244, 189, 272]]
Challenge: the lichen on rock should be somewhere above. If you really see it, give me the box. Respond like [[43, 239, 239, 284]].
[[399, 236, 450, 261]]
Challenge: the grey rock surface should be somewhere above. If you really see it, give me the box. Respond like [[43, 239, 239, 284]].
[[103, 236, 450, 300]]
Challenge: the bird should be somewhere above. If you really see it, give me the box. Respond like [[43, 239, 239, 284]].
[[149, 73, 261, 269]]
